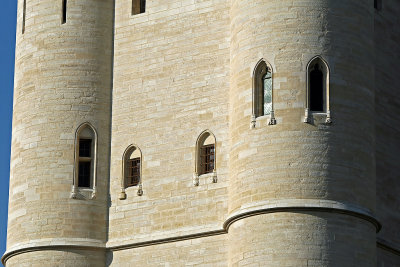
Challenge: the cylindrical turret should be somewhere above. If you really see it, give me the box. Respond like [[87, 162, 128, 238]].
[[228, 0, 377, 266], [3, 0, 113, 266]]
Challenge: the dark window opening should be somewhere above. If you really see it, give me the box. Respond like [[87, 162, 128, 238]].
[[78, 161, 91, 188], [132, 0, 146, 15], [62, 0, 67, 24], [127, 158, 140, 187], [22, 0, 26, 34], [79, 139, 92, 157], [200, 144, 215, 175], [310, 64, 324, 112], [374, 0, 382, 10]]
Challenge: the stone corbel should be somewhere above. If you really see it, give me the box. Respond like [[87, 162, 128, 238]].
[[212, 170, 217, 183], [91, 186, 97, 199], [70, 185, 78, 199], [193, 172, 199, 186], [119, 187, 127, 200], [268, 110, 277, 125], [137, 184, 143, 196], [303, 108, 311, 123], [325, 110, 332, 124], [250, 115, 256, 129]]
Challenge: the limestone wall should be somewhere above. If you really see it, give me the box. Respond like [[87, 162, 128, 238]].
[[108, 0, 231, 256]]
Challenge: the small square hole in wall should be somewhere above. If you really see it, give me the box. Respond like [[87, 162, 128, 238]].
[[132, 0, 146, 15], [374, 0, 382, 11]]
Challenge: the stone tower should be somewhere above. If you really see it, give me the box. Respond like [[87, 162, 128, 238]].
[[3, 0, 113, 266], [3, 0, 400, 266]]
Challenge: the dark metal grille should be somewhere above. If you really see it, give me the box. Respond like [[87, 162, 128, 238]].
[[79, 139, 92, 157], [78, 161, 91, 188], [127, 158, 140, 187], [200, 144, 215, 174]]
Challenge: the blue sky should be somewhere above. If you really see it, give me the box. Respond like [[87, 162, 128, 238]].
[[0, 0, 17, 263]]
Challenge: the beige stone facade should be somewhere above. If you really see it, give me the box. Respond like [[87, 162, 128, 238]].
[[3, 0, 400, 266]]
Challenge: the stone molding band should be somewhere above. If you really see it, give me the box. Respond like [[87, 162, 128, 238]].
[[2, 239, 105, 265], [377, 238, 400, 256], [224, 199, 382, 233], [1, 200, 383, 265]]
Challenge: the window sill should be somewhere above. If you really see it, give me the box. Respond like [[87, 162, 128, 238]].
[[70, 186, 96, 200], [303, 109, 332, 124], [193, 171, 217, 186], [250, 111, 277, 128], [119, 184, 143, 200]]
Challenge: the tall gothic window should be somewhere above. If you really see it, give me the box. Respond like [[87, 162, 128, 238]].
[[71, 123, 98, 199], [305, 56, 331, 123], [252, 59, 276, 126]]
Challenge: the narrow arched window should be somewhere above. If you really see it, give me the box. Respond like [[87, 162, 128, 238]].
[[132, 0, 146, 15], [305, 56, 331, 123], [71, 123, 98, 199], [252, 59, 276, 127], [193, 131, 217, 185], [119, 145, 143, 199]]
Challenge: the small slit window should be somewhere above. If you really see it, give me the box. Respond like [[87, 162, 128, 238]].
[[132, 0, 146, 15], [62, 0, 67, 24], [22, 0, 26, 34]]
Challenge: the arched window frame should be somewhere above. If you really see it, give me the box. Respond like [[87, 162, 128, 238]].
[[70, 122, 98, 199], [119, 144, 143, 200], [193, 130, 217, 186], [251, 59, 276, 128], [304, 56, 332, 124]]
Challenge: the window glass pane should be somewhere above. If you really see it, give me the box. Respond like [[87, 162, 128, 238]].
[[79, 139, 92, 157], [263, 70, 272, 115], [78, 161, 91, 187]]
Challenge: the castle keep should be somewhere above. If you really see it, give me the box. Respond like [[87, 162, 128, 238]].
[[3, 0, 400, 266]]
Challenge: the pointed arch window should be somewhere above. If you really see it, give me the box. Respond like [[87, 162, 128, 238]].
[[193, 130, 217, 186], [71, 123, 98, 199], [304, 56, 331, 123], [119, 145, 143, 199], [251, 59, 276, 127]]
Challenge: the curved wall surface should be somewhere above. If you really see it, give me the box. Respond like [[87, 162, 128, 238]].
[[4, 0, 113, 265], [228, 0, 377, 265]]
